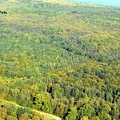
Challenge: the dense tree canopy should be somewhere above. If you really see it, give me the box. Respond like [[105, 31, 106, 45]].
[[0, 0, 120, 120]]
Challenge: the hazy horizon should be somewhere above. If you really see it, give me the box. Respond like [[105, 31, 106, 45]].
[[68, 0, 120, 7]]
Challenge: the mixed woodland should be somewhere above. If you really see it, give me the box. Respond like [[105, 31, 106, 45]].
[[0, 0, 120, 120]]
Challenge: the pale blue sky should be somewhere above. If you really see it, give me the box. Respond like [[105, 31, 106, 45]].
[[68, 0, 120, 7]]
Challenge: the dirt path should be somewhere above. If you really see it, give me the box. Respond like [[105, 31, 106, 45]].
[[0, 99, 61, 120]]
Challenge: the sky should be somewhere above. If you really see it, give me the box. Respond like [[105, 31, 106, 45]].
[[68, 0, 120, 7]]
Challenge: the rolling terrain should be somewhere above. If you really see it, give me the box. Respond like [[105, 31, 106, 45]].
[[0, 0, 120, 120]]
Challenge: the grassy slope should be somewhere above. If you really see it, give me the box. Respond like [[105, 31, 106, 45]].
[[0, 99, 61, 120]]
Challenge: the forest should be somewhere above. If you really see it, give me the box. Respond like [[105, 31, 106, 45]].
[[0, 0, 120, 120]]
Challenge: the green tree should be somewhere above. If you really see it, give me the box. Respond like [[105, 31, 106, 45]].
[[65, 108, 78, 120], [80, 116, 89, 120], [90, 116, 100, 120], [33, 93, 52, 113]]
